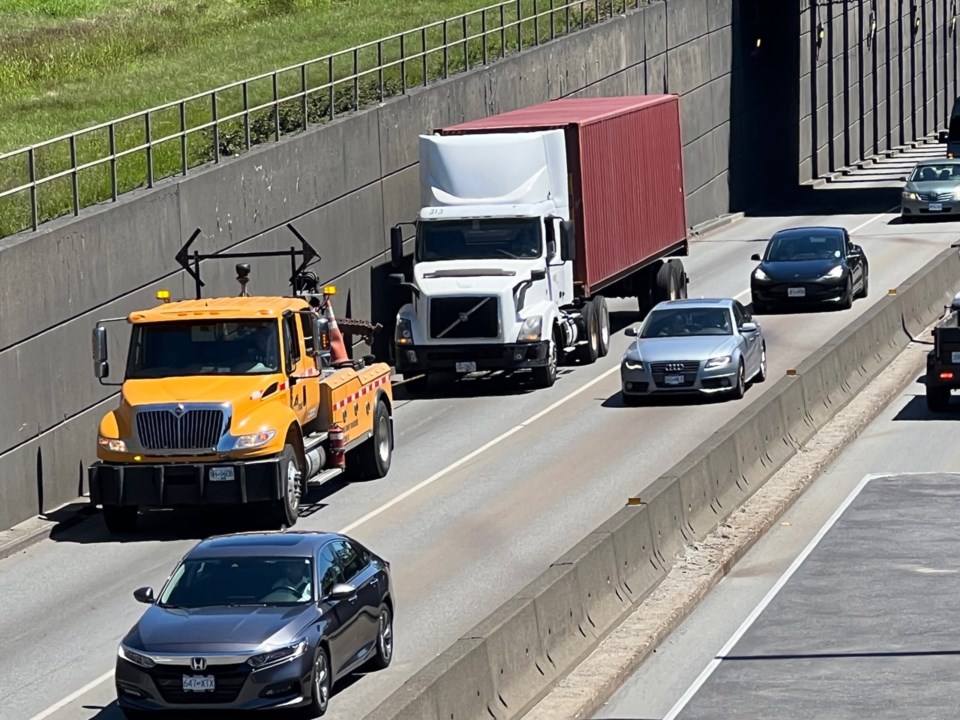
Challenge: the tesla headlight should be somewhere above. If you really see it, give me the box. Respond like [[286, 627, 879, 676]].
[[902, 191, 919, 200], [98, 437, 127, 453], [753, 267, 769, 281], [247, 640, 308, 671], [395, 317, 413, 345], [236, 429, 276, 449], [518, 316, 542, 342], [824, 265, 844, 279], [118, 644, 155, 669], [705, 355, 732, 369]]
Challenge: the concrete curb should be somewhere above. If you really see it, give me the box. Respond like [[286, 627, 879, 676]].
[[0, 501, 97, 562], [690, 212, 746, 238]]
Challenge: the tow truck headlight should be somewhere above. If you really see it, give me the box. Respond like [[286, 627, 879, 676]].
[[98, 437, 127, 453], [518, 316, 542, 342], [395, 317, 413, 345], [118, 644, 155, 669], [236, 430, 276, 449], [705, 355, 732, 369], [247, 640, 307, 671]]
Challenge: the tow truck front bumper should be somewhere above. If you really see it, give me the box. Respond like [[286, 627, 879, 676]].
[[89, 456, 283, 508], [394, 341, 550, 375]]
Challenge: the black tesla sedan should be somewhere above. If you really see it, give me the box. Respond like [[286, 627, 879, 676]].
[[114, 531, 394, 718], [749, 226, 869, 313]]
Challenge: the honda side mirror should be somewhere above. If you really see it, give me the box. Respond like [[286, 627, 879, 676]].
[[325, 583, 356, 601]]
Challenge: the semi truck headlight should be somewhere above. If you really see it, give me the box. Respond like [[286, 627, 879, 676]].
[[395, 317, 414, 345], [236, 430, 276, 449], [98, 437, 127, 453], [518, 316, 542, 342]]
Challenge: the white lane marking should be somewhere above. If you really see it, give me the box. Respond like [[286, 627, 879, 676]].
[[734, 288, 751, 302], [848, 205, 899, 235], [661, 474, 875, 720], [27, 669, 115, 720]]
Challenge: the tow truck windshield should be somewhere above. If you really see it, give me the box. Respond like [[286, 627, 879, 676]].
[[125, 319, 281, 378], [416, 218, 543, 261]]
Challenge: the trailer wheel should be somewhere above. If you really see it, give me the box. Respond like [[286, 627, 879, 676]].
[[103, 506, 139, 535], [273, 443, 302, 528], [596, 296, 611, 358], [574, 300, 600, 364], [927, 384, 951, 412], [670, 260, 688, 298], [354, 399, 393, 479]]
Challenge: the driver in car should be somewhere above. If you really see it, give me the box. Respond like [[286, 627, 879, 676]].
[[270, 560, 312, 601]]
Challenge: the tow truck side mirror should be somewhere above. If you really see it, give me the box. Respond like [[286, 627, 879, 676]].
[[390, 226, 404, 269], [309, 315, 331, 359], [92, 325, 109, 379]]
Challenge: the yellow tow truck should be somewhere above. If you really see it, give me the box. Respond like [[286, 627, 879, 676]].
[[88, 226, 395, 534]]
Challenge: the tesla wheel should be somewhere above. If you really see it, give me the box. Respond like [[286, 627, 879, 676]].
[[927, 385, 950, 412], [103, 506, 139, 534], [731, 359, 746, 399], [307, 646, 331, 717], [366, 603, 395, 671], [354, 399, 393, 480], [839, 279, 854, 310], [755, 342, 767, 383], [274, 443, 301, 528], [532, 329, 559, 388], [857, 268, 869, 298]]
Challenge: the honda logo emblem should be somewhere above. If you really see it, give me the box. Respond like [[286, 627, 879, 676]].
[[190, 657, 207, 671]]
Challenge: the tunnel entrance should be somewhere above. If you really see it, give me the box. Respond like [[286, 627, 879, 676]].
[[728, 0, 802, 212]]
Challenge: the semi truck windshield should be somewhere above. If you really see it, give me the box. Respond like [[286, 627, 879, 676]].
[[125, 319, 282, 378], [416, 218, 542, 261]]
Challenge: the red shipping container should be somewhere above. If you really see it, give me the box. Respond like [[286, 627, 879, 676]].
[[439, 95, 689, 296]]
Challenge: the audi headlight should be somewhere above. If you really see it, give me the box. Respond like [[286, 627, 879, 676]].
[[824, 265, 844, 279], [236, 429, 276, 449], [395, 317, 413, 345], [753, 267, 769, 281], [118, 644, 155, 669], [705, 355, 732, 369], [247, 640, 308, 671], [98, 437, 127, 453], [902, 191, 919, 200], [518, 316, 542, 343], [623, 357, 644, 371]]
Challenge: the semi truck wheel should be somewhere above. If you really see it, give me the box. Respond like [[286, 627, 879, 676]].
[[927, 385, 950, 412], [274, 443, 302, 528], [654, 259, 685, 305], [103, 505, 139, 534], [596, 296, 611, 358], [355, 399, 393, 479], [574, 300, 600, 364], [532, 328, 559, 388]]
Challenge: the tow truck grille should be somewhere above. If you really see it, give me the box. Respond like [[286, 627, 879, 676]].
[[429, 296, 500, 339], [136, 409, 225, 451]]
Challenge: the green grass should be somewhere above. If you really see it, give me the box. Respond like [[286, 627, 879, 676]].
[[0, 0, 642, 239]]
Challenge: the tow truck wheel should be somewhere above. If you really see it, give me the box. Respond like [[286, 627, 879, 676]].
[[355, 399, 393, 480], [927, 385, 951, 412], [274, 443, 302, 528], [103, 506, 138, 534]]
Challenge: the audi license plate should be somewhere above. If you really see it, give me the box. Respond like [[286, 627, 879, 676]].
[[930, 202, 944, 212], [664, 374, 684, 385], [455, 361, 476, 373], [787, 287, 806, 298], [183, 675, 215, 692], [209, 467, 234, 482]]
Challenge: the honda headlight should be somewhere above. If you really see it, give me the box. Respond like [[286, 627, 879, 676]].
[[236, 429, 276, 449], [395, 317, 413, 345], [98, 437, 127, 453], [118, 644, 155, 669], [705, 355, 732, 369], [518, 316, 542, 343], [753, 267, 770, 281], [824, 265, 844, 279], [247, 640, 308, 671]]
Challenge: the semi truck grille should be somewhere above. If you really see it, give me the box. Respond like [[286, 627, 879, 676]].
[[136, 408, 225, 451], [429, 296, 500, 339]]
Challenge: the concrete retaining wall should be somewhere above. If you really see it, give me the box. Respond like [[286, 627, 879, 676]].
[[363, 246, 960, 720], [0, 0, 955, 531]]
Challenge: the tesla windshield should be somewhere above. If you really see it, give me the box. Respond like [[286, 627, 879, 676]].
[[765, 233, 843, 262], [158, 556, 315, 607], [416, 218, 542, 261], [641, 308, 733, 338]]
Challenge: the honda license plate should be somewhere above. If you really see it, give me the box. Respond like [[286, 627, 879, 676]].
[[787, 287, 806, 298], [455, 361, 476, 373], [209, 467, 234, 482], [930, 202, 944, 211], [664, 374, 684, 385], [183, 675, 215, 692]]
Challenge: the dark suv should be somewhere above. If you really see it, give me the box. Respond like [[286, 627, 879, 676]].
[[115, 531, 394, 718]]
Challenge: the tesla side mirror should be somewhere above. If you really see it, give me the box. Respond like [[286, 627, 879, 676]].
[[740, 322, 758, 333], [750, 253, 762, 262], [326, 583, 356, 601], [133, 587, 155, 604], [625, 325, 639, 337]]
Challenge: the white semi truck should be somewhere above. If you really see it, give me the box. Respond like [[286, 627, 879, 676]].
[[388, 95, 691, 389]]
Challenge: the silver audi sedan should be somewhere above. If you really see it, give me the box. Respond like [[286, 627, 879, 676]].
[[620, 298, 767, 405]]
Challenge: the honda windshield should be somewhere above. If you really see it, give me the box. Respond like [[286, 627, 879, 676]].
[[158, 556, 314, 608]]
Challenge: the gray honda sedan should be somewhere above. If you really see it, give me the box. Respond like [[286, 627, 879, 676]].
[[900, 158, 960, 220], [620, 298, 767, 404], [115, 531, 394, 718]]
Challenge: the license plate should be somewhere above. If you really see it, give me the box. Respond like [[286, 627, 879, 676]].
[[664, 374, 684, 385], [952, 351, 960, 364], [787, 287, 806, 298], [209, 467, 235, 482], [930, 202, 944, 211], [455, 361, 476, 373], [182, 675, 215, 692]]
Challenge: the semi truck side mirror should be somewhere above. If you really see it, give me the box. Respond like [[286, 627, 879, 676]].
[[92, 325, 109, 379], [390, 226, 404, 269], [560, 220, 576, 262], [531, 268, 547, 281]]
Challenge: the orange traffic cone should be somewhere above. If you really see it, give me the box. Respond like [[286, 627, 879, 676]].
[[322, 299, 350, 365]]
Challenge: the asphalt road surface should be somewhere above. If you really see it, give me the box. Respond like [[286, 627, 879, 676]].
[[6, 144, 960, 720], [593, 344, 960, 719]]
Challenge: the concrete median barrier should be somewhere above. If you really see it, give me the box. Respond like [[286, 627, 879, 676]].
[[365, 246, 960, 720]]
